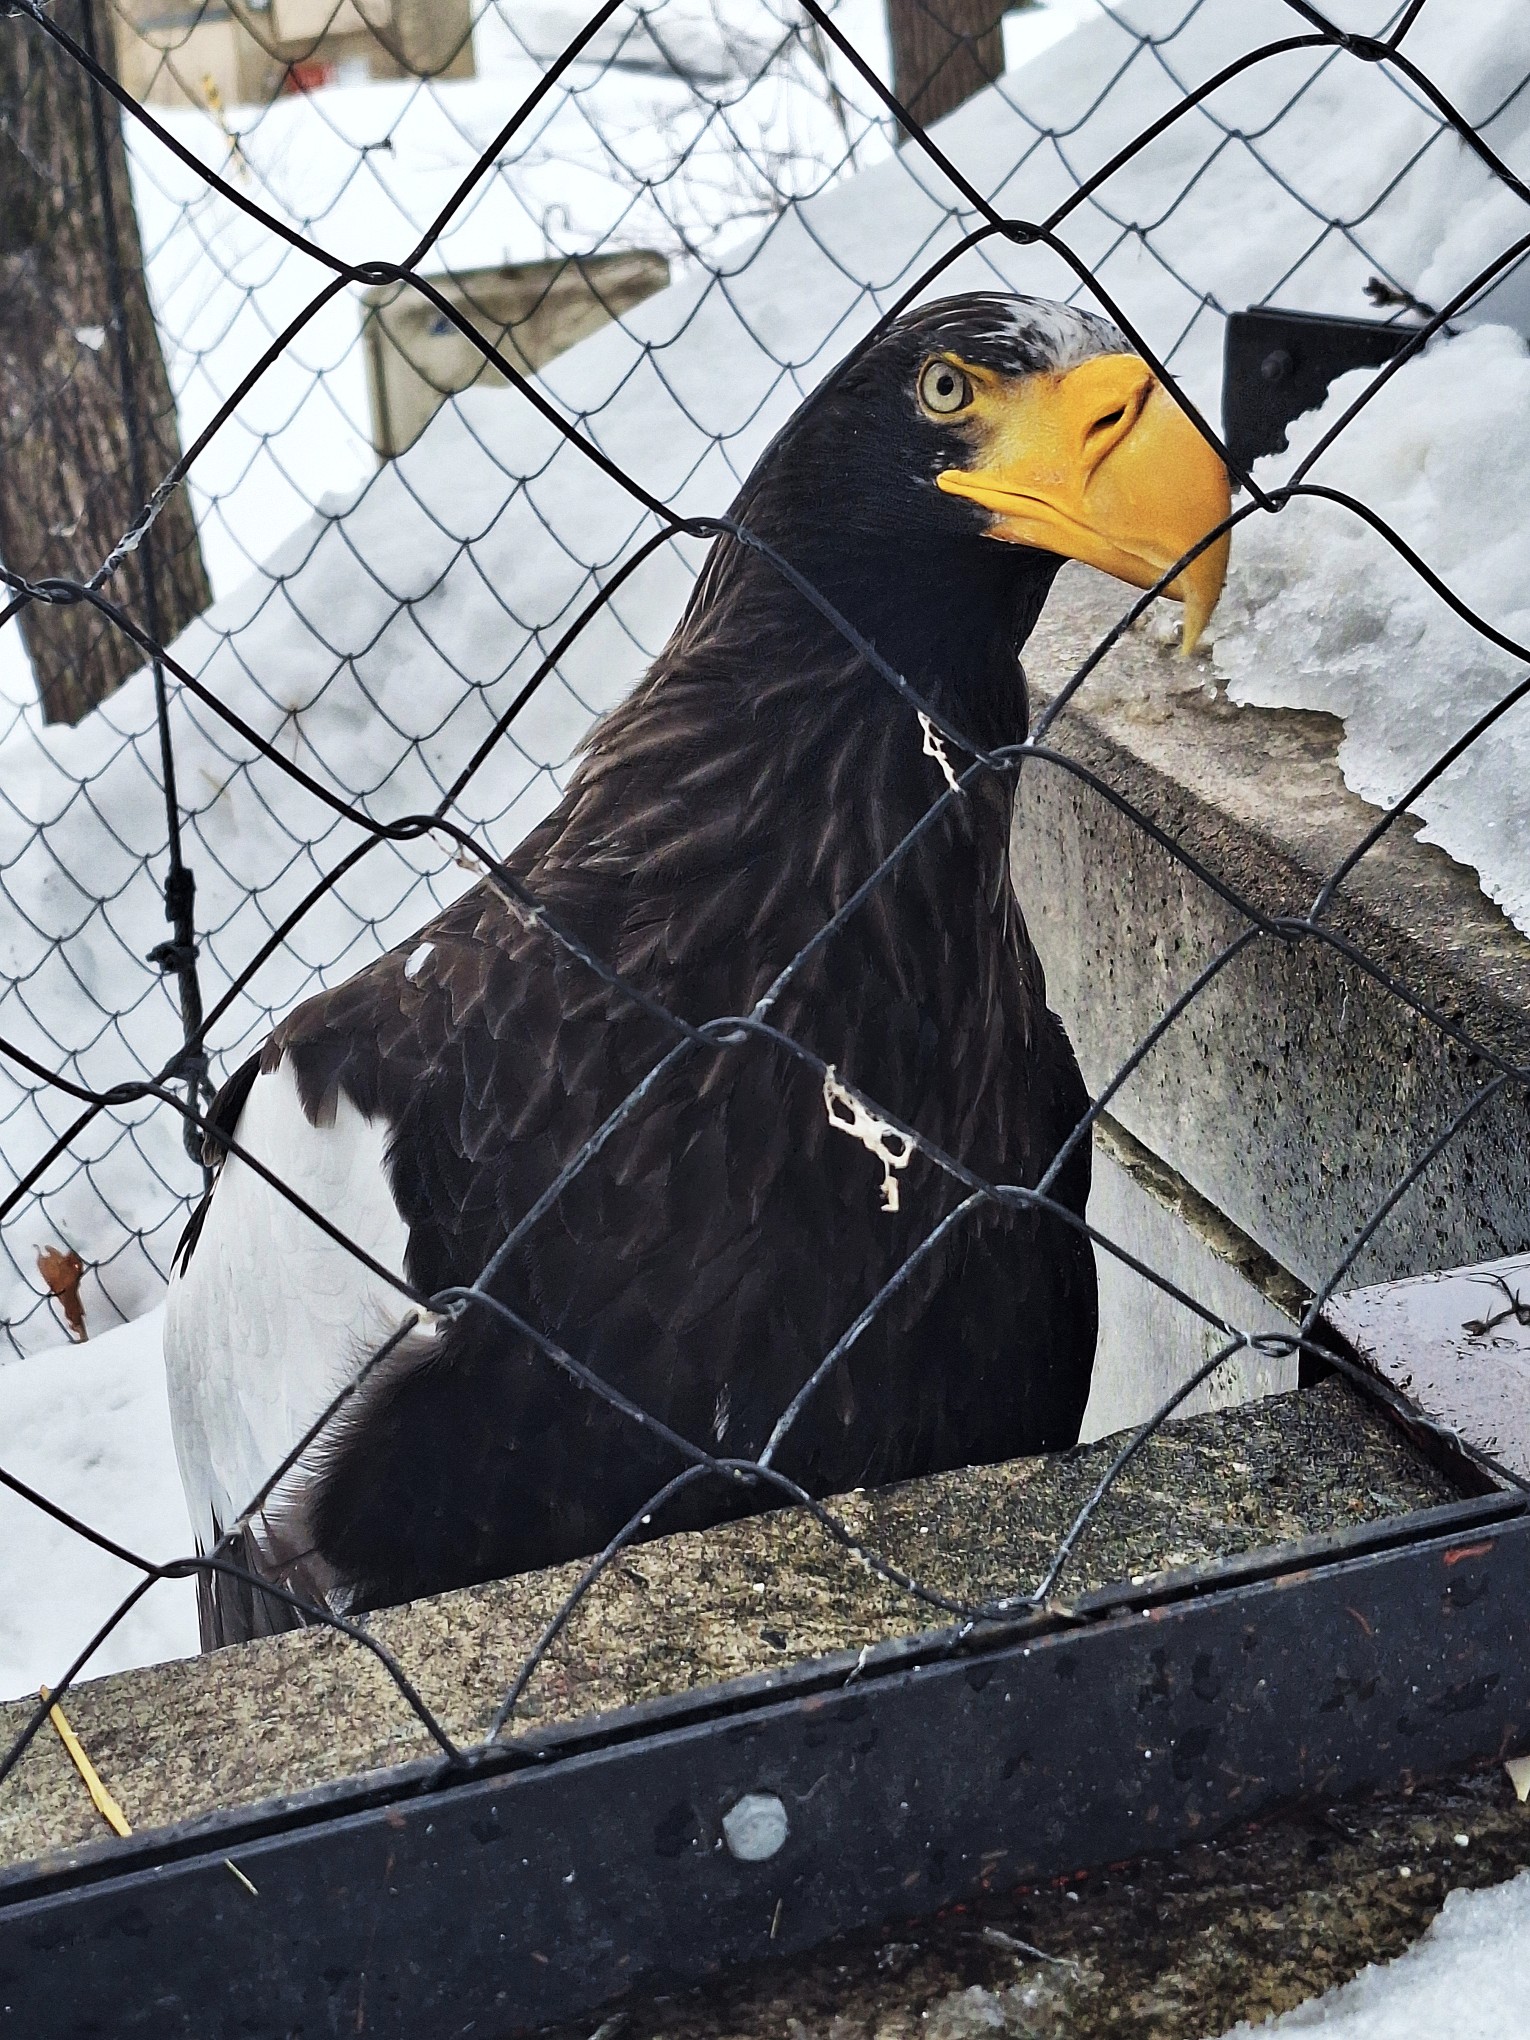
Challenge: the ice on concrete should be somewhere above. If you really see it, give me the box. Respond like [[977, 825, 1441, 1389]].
[[1216, 1869, 1530, 2037], [0, 1309, 197, 1704]]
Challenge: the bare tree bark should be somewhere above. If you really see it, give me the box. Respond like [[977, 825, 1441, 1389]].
[[0, 0, 210, 725], [885, 0, 1008, 131]]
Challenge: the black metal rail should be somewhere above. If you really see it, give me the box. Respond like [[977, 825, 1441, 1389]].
[[2, 1485, 1525, 2040]]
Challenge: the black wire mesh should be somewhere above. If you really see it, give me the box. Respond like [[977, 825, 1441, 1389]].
[[2, 0, 1530, 1807]]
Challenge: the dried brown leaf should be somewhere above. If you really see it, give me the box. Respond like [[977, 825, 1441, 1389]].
[[36, 1245, 86, 1342]]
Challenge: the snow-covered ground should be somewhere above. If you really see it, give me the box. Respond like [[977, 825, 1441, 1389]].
[[1216, 1869, 1530, 2037], [120, 0, 894, 607], [0, 1309, 197, 1702], [0, 0, 895, 1349]]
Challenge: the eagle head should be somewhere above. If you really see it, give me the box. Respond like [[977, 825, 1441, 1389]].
[[733, 293, 1230, 678]]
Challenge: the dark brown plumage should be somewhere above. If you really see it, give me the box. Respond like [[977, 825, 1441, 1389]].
[[171, 294, 1135, 1644]]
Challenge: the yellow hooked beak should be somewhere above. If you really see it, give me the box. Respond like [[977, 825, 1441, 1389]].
[[934, 354, 1230, 654]]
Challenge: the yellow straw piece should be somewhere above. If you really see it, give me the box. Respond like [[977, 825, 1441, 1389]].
[[40, 1688, 131, 1838]]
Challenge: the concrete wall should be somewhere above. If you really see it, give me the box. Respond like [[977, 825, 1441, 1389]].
[[1080, 1117, 1299, 1443], [1015, 568, 1530, 1304]]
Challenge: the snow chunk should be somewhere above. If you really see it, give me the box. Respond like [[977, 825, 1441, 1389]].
[[1211, 325, 1530, 932], [1216, 1870, 1530, 2037]]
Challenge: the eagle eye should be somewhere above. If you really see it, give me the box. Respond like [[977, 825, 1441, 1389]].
[[918, 358, 973, 416]]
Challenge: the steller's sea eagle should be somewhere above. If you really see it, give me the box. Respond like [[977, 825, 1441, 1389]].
[[165, 294, 1229, 1647]]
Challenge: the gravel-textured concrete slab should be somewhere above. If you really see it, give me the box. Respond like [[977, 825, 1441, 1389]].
[[0, 1380, 1452, 1876]]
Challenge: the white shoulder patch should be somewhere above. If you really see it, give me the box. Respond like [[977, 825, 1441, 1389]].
[[163, 1058, 414, 1557]]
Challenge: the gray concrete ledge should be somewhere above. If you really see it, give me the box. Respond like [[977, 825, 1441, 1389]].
[[1015, 567, 1530, 1292], [0, 1382, 1450, 1877]]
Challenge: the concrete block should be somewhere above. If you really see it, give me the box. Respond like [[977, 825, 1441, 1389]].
[[1013, 567, 1530, 1295]]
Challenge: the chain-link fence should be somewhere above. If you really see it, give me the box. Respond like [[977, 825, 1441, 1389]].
[[2, 0, 1530, 1834]]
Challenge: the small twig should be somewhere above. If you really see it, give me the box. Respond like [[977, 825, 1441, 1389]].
[[41, 1687, 130, 1837], [1462, 1273, 1530, 1337], [977, 1925, 1082, 1970], [1363, 274, 1451, 331]]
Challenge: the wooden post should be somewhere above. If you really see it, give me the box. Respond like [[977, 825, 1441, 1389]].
[[0, 0, 210, 725], [885, 0, 1009, 131]]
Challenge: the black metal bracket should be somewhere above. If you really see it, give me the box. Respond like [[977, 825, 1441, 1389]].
[[1222, 306, 1419, 476], [2, 1489, 1526, 2039]]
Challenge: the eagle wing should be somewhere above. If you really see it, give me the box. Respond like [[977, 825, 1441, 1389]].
[[163, 1038, 416, 1644]]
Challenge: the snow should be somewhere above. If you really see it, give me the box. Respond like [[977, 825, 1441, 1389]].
[[122, 0, 893, 606], [0, 0, 893, 1351], [1216, 1869, 1530, 2038], [0, 1308, 197, 1704], [1209, 323, 1530, 931]]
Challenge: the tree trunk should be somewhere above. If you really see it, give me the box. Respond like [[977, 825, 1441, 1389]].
[[885, 0, 1008, 131], [0, 0, 210, 725]]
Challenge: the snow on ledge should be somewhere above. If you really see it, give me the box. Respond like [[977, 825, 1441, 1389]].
[[1210, 324, 1530, 939], [0, 1310, 197, 1704]]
